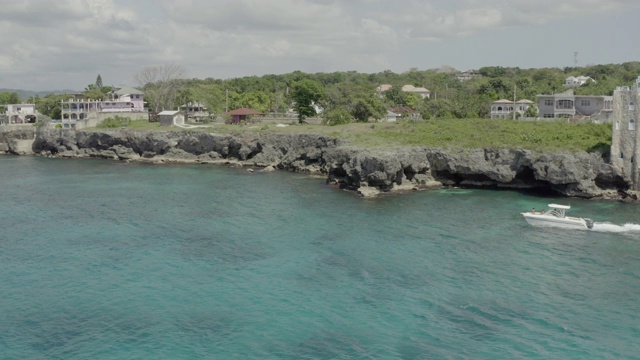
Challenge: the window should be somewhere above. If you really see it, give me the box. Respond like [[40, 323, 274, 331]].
[[544, 99, 553, 106], [620, 152, 624, 159], [631, 102, 636, 111], [616, 121, 620, 130], [630, 119, 636, 131], [557, 100, 573, 109], [580, 99, 591, 106]]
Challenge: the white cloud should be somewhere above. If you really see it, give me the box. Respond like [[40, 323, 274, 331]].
[[0, 0, 638, 90]]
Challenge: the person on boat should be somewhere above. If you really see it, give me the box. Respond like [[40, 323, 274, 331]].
[[531, 208, 536, 214]]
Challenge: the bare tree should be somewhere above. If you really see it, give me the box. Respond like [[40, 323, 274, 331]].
[[134, 63, 187, 113]]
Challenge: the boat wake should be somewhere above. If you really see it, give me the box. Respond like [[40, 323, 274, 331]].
[[590, 222, 640, 233]]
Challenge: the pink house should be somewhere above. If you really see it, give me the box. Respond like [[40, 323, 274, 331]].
[[61, 86, 145, 121], [106, 86, 145, 112]]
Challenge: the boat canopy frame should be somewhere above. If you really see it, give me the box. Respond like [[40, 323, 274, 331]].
[[545, 204, 571, 218]]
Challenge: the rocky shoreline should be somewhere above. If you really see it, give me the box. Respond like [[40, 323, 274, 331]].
[[0, 127, 634, 200]]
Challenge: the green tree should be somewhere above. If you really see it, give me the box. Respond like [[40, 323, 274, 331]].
[[323, 108, 352, 125], [83, 74, 110, 100], [291, 79, 324, 124], [383, 86, 408, 106], [95, 74, 103, 90], [84, 85, 106, 100], [183, 83, 225, 115], [0, 92, 20, 104], [237, 91, 271, 113], [418, 98, 453, 119], [34, 94, 67, 119], [322, 83, 385, 122], [351, 94, 386, 122], [524, 105, 538, 117]]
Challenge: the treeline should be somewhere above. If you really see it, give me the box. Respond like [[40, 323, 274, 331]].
[[2, 62, 640, 123]]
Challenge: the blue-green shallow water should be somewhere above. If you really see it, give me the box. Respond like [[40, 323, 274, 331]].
[[1, 156, 640, 359]]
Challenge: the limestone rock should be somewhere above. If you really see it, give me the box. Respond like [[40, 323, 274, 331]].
[[14, 127, 630, 199], [357, 186, 380, 198]]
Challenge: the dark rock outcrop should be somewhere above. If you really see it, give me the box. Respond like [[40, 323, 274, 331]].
[[1, 127, 632, 199]]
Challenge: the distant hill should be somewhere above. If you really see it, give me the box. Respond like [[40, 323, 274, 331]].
[[0, 88, 80, 101]]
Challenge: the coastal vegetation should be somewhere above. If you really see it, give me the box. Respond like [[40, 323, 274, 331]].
[[0, 62, 631, 152], [3, 62, 640, 123], [96, 116, 131, 128], [109, 118, 611, 153]]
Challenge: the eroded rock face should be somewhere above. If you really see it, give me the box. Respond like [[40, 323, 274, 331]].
[[1, 128, 36, 155], [11, 127, 632, 199]]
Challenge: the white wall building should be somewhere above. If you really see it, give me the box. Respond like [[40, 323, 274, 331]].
[[564, 76, 595, 88], [3, 103, 37, 124], [490, 99, 535, 119]]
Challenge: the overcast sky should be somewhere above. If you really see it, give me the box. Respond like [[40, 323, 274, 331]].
[[1, 0, 639, 91]]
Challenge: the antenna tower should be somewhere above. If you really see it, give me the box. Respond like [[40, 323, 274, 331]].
[[574, 51, 578, 67]]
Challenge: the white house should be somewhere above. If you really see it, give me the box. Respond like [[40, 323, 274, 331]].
[[564, 76, 595, 88], [401, 84, 431, 99], [4, 103, 37, 124], [181, 102, 209, 122], [376, 84, 393, 93], [536, 89, 613, 122], [490, 99, 535, 119], [385, 110, 398, 122], [376, 84, 431, 99]]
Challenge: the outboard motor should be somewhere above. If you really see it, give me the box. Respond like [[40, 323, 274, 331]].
[[585, 218, 594, 229]]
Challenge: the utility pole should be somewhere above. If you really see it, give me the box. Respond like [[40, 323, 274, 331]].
[[513, 85, 517, 120], [225, 88, 228, 112]]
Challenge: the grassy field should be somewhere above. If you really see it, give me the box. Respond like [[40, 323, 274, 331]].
[[90, 118, 612, 153]]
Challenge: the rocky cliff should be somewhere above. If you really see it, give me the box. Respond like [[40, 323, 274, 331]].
[[1, 128, 632, 199]]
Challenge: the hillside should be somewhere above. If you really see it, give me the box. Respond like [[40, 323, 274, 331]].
[[0, 88, 79, 101]]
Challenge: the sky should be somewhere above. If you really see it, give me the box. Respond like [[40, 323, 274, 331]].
[[1, 0, 640, 91]]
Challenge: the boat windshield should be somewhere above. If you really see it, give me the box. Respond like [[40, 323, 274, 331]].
[[546, 208, 566, 218]]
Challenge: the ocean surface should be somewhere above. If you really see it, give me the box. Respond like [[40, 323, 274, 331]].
[[1, 155, 640, 359]]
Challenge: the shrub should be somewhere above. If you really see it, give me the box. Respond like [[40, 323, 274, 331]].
[[97, 116, 130, 128], [324, 108, 352, 126]]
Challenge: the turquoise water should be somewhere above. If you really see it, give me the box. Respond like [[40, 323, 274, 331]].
[[1, 156, 640, 359]]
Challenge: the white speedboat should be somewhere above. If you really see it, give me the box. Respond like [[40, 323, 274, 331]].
[[522, 204, 594, 230]]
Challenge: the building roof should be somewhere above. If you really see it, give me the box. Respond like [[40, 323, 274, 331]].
[[181, 102, 207, 108], [392, 106, 417, 114], [158, 110, 180, 115], [516, 99, 534, 104], [225, 107, 263, 115], [376, 84, 392, 92], [401, 84, 430, 93], [113, 86, 144, 96]]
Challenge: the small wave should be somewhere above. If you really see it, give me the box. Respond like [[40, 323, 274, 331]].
[[591, 222, 640, 233]]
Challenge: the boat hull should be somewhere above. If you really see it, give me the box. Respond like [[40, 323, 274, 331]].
[[522, 213, 590, 230]]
